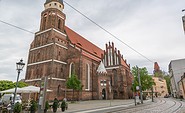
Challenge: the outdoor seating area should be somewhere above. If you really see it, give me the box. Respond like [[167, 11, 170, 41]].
[[0, 85, 53, 113]]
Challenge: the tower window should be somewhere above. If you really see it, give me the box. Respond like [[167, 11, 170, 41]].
[[49, 4, 51, 6], [58, 19, 61, 29], [59, 5, 61, 8], [54, 3, 57, 5]]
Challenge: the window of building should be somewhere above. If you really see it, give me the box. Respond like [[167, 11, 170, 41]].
[[69, 62, 75, 77], [113, 69, 117, 85], [58, 19, 61, 29], [37, 52, 40, 61], [54, 3, 57, 5], [100, 80, 103, 86], [85, 63, 90, 90], [43, 16, 47, 30], [57, 85, 61, 96], [104, 80, 106, 86]]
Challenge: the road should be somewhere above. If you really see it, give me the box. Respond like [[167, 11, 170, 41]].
[[49, 98, 185, 113], [73, 98, 185, 113], [106, 98, 185, 113]]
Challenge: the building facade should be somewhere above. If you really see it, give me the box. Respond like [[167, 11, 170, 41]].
[[178, 73, 185, 99], [25, 0, 133, 101], [169, 59, 185, 98], [152, 77, 168, 97]]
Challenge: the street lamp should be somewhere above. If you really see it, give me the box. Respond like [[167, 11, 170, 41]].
[[11, 59, 25, 112]]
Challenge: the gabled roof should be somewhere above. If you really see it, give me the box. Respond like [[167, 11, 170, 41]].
[[121, 59, 129, 69], [65, 26, 103, 59]]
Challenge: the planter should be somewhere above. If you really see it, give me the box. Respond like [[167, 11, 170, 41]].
[[61, 107, 65, 112]]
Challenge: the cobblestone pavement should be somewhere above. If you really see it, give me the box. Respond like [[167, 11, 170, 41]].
[[47, 98, 185, 113]]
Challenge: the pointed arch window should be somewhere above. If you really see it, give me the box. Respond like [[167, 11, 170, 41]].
[[113, 69, 117, 86], [57, 85, 61, 96], [43, 14, 47, 30], [69, 62, 75, 77], [85, 63, 90, 90], [58, 19, 61, 29]]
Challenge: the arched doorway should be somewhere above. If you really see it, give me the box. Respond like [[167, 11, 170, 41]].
[[102, 89, 106, 100]]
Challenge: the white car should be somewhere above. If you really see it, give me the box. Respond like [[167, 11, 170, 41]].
[[2, 94, 22, 106], [0, 98, 2, 105]]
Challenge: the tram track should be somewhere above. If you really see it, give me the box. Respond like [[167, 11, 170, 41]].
[[108, 98, 166, 113], [108, 98, 184, 113]]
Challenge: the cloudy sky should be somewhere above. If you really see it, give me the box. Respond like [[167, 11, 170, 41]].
[[0, 0, 185, 81]]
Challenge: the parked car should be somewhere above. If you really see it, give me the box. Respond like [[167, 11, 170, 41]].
[[164, 94, 169, 98], [2, 94, 22, 106], [0, 98, 2, 105]]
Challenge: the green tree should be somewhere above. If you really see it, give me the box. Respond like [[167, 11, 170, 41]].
[[0, 80, 28, 91], [164, 75, 171, 94], [14, 81, 28, 88], [0, 80, 14, 91], [66, 73, 82, 101], [132, 66, 155, 92]]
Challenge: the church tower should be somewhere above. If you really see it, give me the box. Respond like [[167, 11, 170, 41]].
[[40, 0, 66, 32], [25, 0, 68, 100]]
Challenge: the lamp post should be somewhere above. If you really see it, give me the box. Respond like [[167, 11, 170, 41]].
[[11, 59, 25, 113]]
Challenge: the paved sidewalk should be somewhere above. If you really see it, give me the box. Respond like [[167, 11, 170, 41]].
[[47, 99, 152, 113]]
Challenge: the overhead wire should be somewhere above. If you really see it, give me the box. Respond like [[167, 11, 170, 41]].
[[63, 1, 154, 63], [0, 20, 34, 34], [0, 1, 165, 72]]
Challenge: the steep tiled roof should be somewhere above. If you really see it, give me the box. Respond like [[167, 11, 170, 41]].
[[121, 59, 129, 69], [65, 26, 103, 60]]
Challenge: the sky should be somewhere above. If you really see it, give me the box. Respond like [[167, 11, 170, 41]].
[[0, 0, 185, 81]]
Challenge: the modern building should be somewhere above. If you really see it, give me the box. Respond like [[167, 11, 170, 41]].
[[169, 59, 185, 98], [24, 0, 133, 100], [178, 73, 185, 99]]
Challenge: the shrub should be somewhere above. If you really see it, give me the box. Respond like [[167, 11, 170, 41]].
[[52, 98, 59, 113], [13, 102, 22, 113], [61, 100, 66, 112], [30, 100, 38, 113], [44, 101, 50, 113]]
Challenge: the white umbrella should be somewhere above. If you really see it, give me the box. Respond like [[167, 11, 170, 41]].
[[20, 86, 52, 93], [19, 86, 40, 93], [0, 87, 22, 93], [0, 86, 52, 94]]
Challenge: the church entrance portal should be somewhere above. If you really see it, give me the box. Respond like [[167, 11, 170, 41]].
[[102, 89, 106, 99]]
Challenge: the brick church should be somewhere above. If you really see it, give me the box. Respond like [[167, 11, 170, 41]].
[[25, 0, 133, 100]]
